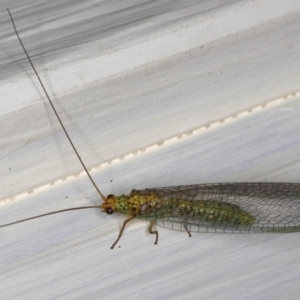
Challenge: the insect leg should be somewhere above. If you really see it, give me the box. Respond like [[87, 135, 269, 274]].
[[184, 224, 192, 237], [111, 216, 135, 249], [148, 220, 158, 245]]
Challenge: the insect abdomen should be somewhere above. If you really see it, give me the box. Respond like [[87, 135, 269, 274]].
[[164, 199, 255, 226]]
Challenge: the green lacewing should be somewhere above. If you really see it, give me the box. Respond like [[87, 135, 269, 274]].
[[3, 9, 300, 249]]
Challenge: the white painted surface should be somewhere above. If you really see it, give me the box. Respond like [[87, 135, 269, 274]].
[[0, 1, 300, 299]]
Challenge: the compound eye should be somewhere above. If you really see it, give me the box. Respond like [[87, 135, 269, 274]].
[[107, 194, 114, 199], [106, 207, 114, 215]]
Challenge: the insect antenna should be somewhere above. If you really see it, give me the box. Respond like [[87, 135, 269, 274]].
[[3, 9, 107, 227], [0, 206, 100, 228]]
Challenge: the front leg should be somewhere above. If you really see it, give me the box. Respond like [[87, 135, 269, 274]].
[[111, 216, 135, 249]]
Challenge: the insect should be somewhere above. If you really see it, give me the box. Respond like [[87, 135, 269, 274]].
[[3, 9, 300, 249]]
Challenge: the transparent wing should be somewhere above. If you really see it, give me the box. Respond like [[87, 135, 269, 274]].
[[135, 183, 300, 234]]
